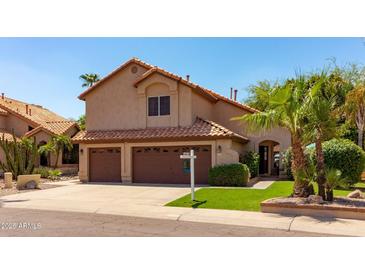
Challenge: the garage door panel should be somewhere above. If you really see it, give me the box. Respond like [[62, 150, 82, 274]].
[[89, 148, 121, 182], [133, 145, 211, 184]]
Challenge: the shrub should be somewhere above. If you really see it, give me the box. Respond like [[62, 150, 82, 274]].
[[48, 169, 62, 180], [208, 163, 250, 187], [33, 167, 62, 180], [320, 138, 365, 185], [283, 139, 365, 185], [33, 167, 51, 178], [240, 151, 260, 178]]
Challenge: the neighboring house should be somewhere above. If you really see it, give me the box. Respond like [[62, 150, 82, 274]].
[[73, 58, 291, 184], [0, 94, 80, 172]]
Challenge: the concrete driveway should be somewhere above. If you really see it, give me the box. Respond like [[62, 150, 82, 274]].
[[2, 182, 365, 236], [0, 183, 194, 219]]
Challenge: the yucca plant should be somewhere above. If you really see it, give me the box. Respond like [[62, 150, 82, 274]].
[[0, 132, 39, 178], [325, 168, 348, 201]]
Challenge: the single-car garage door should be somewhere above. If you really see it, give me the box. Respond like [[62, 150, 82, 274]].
[[89, 147, 121, 182], [132, 145, 211, 184]]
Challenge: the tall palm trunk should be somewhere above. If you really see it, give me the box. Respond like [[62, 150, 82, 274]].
[[53, 149, 60, 169], [356, 107, 365, 149], [357, 127, 364, 149], [315, 132, 326, 200], [291, 134, 311, 197]]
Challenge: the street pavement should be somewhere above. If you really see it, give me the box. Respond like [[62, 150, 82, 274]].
[[0, 208, 334, 236]]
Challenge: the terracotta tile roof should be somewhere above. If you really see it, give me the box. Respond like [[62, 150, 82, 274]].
[[0, 108, 8, 115], [72, 117, 248, 144], [0, 96, 78, 136], [78, 57, 258, 113], [24, 121, 77, 137], [0, 130, 20, 142]]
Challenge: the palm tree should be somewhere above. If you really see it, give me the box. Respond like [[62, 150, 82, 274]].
[[234, 75, 313, 197], [245, 81, 274, 111], [302, 74, 338, 200], [79, 73, 101, 88], [39, 135, 73, 169]]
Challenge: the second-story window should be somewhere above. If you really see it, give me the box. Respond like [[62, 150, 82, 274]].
[[148, 96, 170, 116]]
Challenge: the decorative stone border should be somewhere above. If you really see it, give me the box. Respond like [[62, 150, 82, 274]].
[[261, 199, 365, 220]]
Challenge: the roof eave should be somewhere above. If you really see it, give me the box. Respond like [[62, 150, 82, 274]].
[[78, 58, 152, 100]]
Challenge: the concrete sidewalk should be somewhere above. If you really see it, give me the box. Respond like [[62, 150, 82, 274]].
[[1, 183, 365, 236]]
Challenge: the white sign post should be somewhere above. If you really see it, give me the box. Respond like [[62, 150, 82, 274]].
[[180, 149, 197, 201]]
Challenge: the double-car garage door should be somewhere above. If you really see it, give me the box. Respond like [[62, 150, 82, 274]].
[[89, 145, 212, 184], [133, 145, 211, 184]]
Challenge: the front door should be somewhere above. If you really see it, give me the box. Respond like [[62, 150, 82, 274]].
[[259, 145, 269, 174]]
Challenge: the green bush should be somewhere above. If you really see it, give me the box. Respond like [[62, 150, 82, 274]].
[[284, 139, 365, 185], [33, 167, 62, 180], [208, 163, 250, 187], [48, 169, 62, 180], [240, 151, 260, 178], [33, 167, 51, 178], [320, 139, 365, 185]]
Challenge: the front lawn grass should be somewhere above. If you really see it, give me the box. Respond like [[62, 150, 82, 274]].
[[166, 181, 353, 212]]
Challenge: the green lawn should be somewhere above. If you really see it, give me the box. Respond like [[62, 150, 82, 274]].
[[166, 181, 353, 212]]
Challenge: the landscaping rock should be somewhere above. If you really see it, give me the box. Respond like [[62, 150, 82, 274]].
[[24, 180, 37, 190], [306, 195, 324, 204], [347, 190, 364, 199]]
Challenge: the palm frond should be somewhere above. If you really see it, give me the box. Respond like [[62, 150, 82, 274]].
[[232, 110, 281, 133]]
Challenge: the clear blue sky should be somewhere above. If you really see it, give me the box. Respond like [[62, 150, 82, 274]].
[[0, 38, 364, 119]]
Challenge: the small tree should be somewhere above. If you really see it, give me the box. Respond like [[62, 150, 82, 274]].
[[39, 135, 73, 169], [325, 168, 347, 202], [77, 114, 86, 130], [0, 132, 38, 178], [302, 73, 338, 200], [344, 86, 365, 149]]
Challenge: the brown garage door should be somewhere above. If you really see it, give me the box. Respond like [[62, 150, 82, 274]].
[[132, 145, 211, 184], [89, 148, 121, 182]]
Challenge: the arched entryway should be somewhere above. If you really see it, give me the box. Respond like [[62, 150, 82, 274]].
[[38, 141, 50, 167], [258, 140, 280, 176]]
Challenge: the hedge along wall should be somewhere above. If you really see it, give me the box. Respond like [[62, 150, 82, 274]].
[[208, 163, 250, 187], [284, 138, 365, 185]]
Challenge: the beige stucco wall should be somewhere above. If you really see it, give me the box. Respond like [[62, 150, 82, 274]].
[[191, 92, 214, 121], [212, 100, 250, 136], [78, 139, 241, 182], [0, 114, 7, 129], [83, 63, 203, 131], [85, 63, 149, 131], [135, 72, 194, 128], [5, 114, 33, 136], [211, 99, 291, 155], [244, 127, 291, 153]]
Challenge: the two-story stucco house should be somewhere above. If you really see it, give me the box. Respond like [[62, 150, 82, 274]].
[[73, 58, 291, 184], [0, 94, 80, 171]]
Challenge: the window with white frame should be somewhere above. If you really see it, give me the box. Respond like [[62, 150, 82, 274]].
[[148, 96, 170, 116]]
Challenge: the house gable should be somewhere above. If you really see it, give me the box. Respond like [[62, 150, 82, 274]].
[[79, 57, 260, 133]]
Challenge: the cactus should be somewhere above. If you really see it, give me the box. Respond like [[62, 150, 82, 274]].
[[0, 131, 39, 178]]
